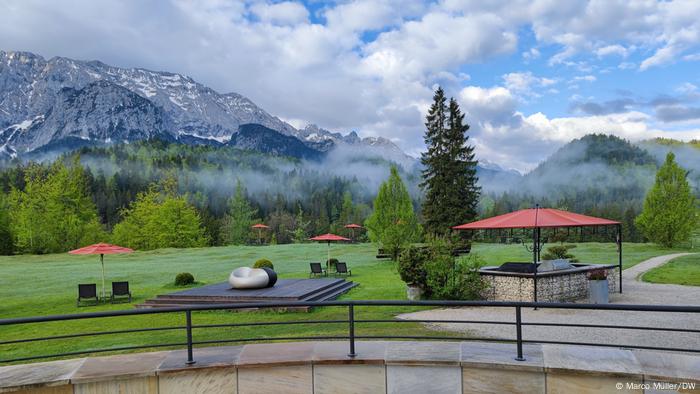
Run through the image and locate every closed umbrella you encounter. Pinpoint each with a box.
[309,233,351,269]
[69,243,134,301]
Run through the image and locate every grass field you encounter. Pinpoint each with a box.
[0,241,685,363]
[642,253,700,286]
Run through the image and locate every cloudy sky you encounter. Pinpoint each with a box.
[1,0,699,171]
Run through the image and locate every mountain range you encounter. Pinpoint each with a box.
[0,50,411,166]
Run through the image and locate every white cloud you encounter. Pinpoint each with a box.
[502,71,556,97]
[573,75,596,82]
[250,1,309,26]
[596,44,628,57]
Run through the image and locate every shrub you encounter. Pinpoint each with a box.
[397,246,429,289]
[175,272,195,286]
[426,254,488,300]
[541,244,578,262]
[326,258,339,270]
[253,259,274,269]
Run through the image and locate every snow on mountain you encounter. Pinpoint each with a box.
[0,50,416,166]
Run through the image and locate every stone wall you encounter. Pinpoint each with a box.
[1,341,697,394]
[481,266,618,302]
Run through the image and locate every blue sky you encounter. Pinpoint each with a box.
[1,0,699,171]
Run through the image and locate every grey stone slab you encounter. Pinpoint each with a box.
[238,365,312,394]
[542,344,643,377]
[237,342,314,367]
[313,365,386,394]
[460,342,544,372]
[158,367,237,394]
[312,341,387,364]
[546,372,643,394]
[71,352,169,383]
[462,367,545,394]
[73,376,158,394]
[0,358,85,392]
[386,341,461,365]
[158,346,243,373]
[386,365,462,394]
[631,350,700,382]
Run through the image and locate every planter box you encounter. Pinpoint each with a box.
[406,285,424,301]
[588,279,609,304]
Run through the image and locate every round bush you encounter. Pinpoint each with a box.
[175,272,195,286]
[253,259,274,269]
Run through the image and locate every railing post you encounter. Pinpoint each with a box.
[348,303,356,358]
[185,310,195,365]
[515,306,525,361]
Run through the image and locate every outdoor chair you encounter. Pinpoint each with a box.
[451,244,472,257]
[309,262,327,277]
[334,262,352,276]
[77,283,99,306]
[110,281,132,303]
[376,248,391,259]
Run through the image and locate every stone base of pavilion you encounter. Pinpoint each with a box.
[2,341,697,394]
[480,264,618,302]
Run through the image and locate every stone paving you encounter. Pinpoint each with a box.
[399,253,700,351]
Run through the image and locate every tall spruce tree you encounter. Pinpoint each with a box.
[636,152,697,247]
[420,87,480,235]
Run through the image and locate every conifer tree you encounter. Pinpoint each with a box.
[420,87,480,235]
[636,152,697,247]
[222,180,258,245]
[365,166,421,259]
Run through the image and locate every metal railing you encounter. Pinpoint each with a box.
[1,300,699,365]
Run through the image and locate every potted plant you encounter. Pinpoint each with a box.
[587,269,609,304]
[397,246,429,300]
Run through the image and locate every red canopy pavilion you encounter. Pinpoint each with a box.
[453,206,622,302]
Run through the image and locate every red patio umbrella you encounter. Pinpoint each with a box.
[344,224,363,241]
[251,223,270,245]
[309,233,351,267]
[69,243,134,300]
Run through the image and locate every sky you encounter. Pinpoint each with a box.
[1,0,699,172]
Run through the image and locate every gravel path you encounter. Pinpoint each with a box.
[399,253,700,351]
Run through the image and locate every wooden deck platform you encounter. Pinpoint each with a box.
[136,278,357,310]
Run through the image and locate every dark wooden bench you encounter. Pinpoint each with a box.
[451,244,472,257]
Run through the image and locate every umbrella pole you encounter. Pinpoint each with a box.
[100,253,105,302]
[327,241,331,269]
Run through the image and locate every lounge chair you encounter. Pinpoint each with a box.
[309,262,327,277]
[110,281,132,303]
[334,262,352,276]
[77,283,99,306]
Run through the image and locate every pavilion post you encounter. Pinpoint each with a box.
[100,253,105,301]
[617,224,623,294]
[532,227,538,304]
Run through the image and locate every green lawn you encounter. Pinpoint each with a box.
[642,253,700,286]
[0,242,683,363]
